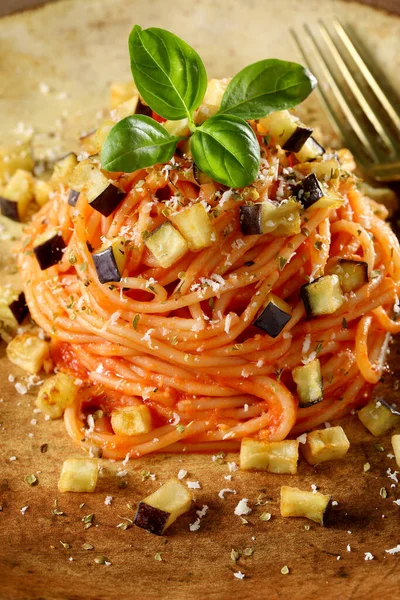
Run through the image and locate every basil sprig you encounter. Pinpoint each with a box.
[101,25,317,188]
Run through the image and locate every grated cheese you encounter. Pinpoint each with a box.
[177,469,187,480]
[234,498,251,516]
[218,488,237,499]
[186,481,201,489]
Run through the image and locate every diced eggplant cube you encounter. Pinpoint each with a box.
[145,222,188,269]
[301,274,344,318]
[134,478,192,535]
[329,259,368,293]
[293,173,324,208]
[261,199,301,236]
[295,137,325,163]
[240,438,299,474]
[89,184,125,217]
[51,153,78,186]
[58,457,98,493]
[292,358,323,407]
[7,332,49,375]
[36,372,79,418]
[9,292,28,324]
[111,405,152,436]
[33,232,66,270]
[240,204,262,235]
[253,293,291,337]
[280,486,332,525]
[92,237,128,284]
[301,426,350,465]
[134,502,170,536]
[68,189,80,207]
[282,126,313,153]
[358,399,400,436]
[0,197,20,222]
[170,202,214,251]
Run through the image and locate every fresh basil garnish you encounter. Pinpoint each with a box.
[129,25,207,125]
[190,114,260,188]
[100,115,182,172]
[101,25,317,188]
[218,59,317,120]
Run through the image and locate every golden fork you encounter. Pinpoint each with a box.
[291,19,400,182]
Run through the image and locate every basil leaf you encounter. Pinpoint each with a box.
[190,114,260,188]
[218,59,317,120]
[100,115,182,172]
[129,25,207,121]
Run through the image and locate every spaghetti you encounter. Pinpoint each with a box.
[18,129,400,459]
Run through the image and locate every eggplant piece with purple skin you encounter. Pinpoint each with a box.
[88,182,125,217]
[92,238,128,284]
[253,294,292,338]
[134,502,170,536]
[9,292,29,324]
[282,126,313,153]
[68,190,80,207]
[295,137,325,163]
[0,197,20,222]
[293,173,324,208]
[33,232,66,270]
[239,204,262,235]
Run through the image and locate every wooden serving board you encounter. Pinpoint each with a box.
[1,1,400,599]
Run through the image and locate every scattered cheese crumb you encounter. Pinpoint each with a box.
[20,506,29,515]
[9,456,17,462]
[116,470,128,477]
[311,484,318,494]
[189,518,201,532]
[296,433,307,444]
[347,544,351,552]
[332,500,338,506]
[177,469,187,480]
[234,498,251,516]
[385,545,400,555]
[228,462,239,472]
[364,552,374,561]
[219,488,237,499]
[186,481,201,489]
[104,496,113,506]
[234,571,245,580]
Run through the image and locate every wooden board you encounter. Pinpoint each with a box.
[1,1,400,599]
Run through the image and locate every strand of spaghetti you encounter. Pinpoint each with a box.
[372,305,400,333]
[355,315,383,383]
[330,220,375,273]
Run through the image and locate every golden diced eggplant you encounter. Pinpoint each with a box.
[110,81,138,109]
[261,199,301,236]
[0,287,28,336]
[240,199,301,237]
[134,478,193,535]
[145,222,188,268]
[259,110,312,153]
[0,143,34,184]
[170,203,214,251]
[301,275,344,318]
[50,153,78,187]
[295,158,340,182]
[328,259,368,293]
[292,359,324,408]
[58,457,98,493]
[163,118,190,137]
[111,404,152,436]
[280,486,332,525]
[7,332,49,375]
[92,237,128,284]
[240,438,299,474]
[195,78,230,124]
[69,160,124,217]
[392,434,400,468]
[358,400,400,436]
[294,137,325,163]
[80,121,114,156]
[33,179,52,207]
[301,426,350,465]
[111,95,140,122]
[0,169,34,221]
[35,372,79,418]
[253,293,292,337]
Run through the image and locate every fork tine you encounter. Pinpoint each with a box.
[296,24,380,163]
[318,20,397,155]
[333,19,400,133]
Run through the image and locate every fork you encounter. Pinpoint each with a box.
[291,19,400,181]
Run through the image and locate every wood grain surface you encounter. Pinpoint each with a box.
[1,1,400,599]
